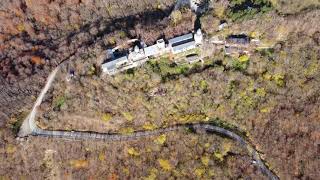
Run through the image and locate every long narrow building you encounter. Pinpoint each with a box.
[101,29,203,75]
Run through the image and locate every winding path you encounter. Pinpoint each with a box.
[18,66,279,180]
[18,67,60,137]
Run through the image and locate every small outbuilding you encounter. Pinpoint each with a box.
[226,34,250,46]
[186,54,200,64]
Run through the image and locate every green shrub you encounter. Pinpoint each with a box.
[225,80,238,99]
[87,65,97,76]
[108,37,116,45]
[232,59,248,71]
[273,74,285,87]
[257,48,275,61]
[101,113,112,122]
[147,58,190,78]
[54,96,66,109]
[256,87,266,97]
[122,112,134,121]
[119,31,126,39]
[199,80,208,92]
[170,10,182,26]
[227,0,273,21]
[11,121,22,134]
[10,111,28,134]
[238,54,250,63]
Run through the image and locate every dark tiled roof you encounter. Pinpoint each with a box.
[172,41,196,53]
[226,35,250,45]
[168,33,193,46]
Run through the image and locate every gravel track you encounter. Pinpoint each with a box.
[31,123,279,180]
[19,65,279,180]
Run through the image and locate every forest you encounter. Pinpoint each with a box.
[0,0,320,179]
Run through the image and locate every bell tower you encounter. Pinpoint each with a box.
[194,29,203,45]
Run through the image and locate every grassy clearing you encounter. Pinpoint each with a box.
[227,0,273,22]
